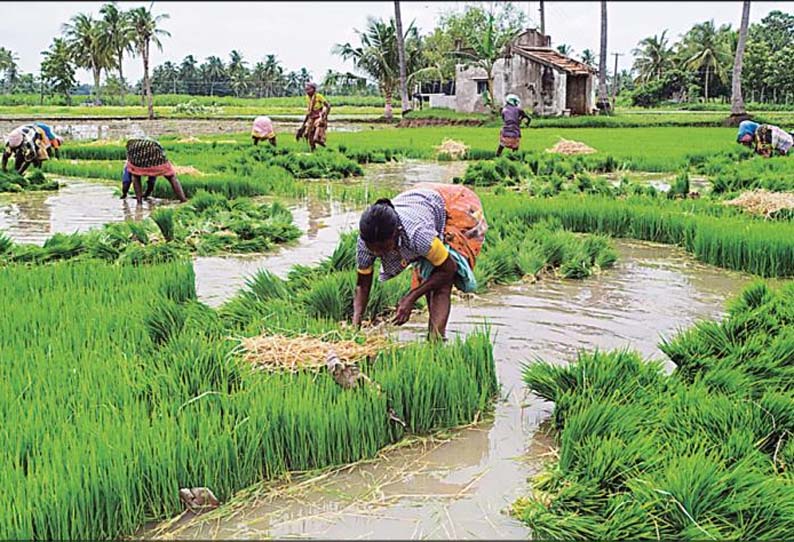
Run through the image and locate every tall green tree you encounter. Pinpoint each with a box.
[99,2,135,104]
[333,16,424,119]
[129,5,170,119]
[556,44,574,56]
[62,13,113,102]
[41,38,76,104]
[0,47,20,93]
[632,30,673,83]
[580,49,596,67]
[200,56,226,96]
[679,20,732,101]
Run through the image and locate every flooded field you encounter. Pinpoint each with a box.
[0,166,753,540]
[161,240,751,540]
[0,178,162,245]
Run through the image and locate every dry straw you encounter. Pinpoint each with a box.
[724,189,794,218]
[239,332,392,372]
[435,138,469,159]
[545,138,597,155]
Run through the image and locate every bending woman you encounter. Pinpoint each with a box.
[124,137,188,204]
[353,183,488,340]
[737,120,794,157]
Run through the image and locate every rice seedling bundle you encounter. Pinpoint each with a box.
[484,193,794,277]
[516,281,794,539]
[1,257,496,540]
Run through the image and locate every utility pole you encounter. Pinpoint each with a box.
[611,52,623,111]
[539,0,545,35]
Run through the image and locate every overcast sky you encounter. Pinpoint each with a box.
[2,2,791,85]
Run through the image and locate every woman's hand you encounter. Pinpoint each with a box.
[393,295,415,326]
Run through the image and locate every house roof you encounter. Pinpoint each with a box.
[510,46,596,76]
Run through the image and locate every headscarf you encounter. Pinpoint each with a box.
[251,116,275,138]
[5,128,24,149]
[737,120,759,142]
[505,94,521,107]
[305,81,318,91]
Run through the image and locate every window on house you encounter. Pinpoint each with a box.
[476,80,489,94]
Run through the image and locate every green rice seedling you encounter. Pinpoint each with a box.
[516,282,794,538]
[242,269,291,302]
[126,220,151,245]
[151,208,176,241]
[0,257,496,540]
[145,298,188,346]
[0,234,13,255]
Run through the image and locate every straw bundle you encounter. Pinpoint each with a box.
[239,333,391,372]
[545,138,596,155]
[724,189,794,218]
[172,165,206,176]
[435,138,469,159]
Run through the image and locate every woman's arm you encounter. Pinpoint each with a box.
[352,271,373,327]
[393,255,457,325]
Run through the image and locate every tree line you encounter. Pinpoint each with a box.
[0,1,788,118]
[629,9,793,107]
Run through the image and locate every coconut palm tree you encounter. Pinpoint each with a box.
[201,56,226,96]
[41,38,77,104]
[394,0,411,115]
[99,2,135,104]
[129,5,170,119]
[556,44,574,56]
[680,20,732,102]
[580,49,597,67]
[333,16,425,119]
[597,0,609,111]
[448,11,520,114]
[0,47,19,93]
[730,1,752,119]
[62,13,113,102]
[632,30,673,83]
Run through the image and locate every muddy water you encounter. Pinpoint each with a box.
[362,160,468,190]
[193,161,467,306]
[167,239,751,540]
[194,197,360,307]
[0,179,161,245]
[0,119,362,142]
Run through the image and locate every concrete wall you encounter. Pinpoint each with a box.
[428,94,456,109]
[456,56,569,115]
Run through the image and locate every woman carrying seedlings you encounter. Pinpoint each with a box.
[353,183,488,340]
[123,137,188,204]
[251,115,277,147]
[737,120,794,157]
[296,82,331,152]
[496,94,531,157]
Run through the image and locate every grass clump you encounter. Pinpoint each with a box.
[0,170,59,192]
[515,281,794,539]
[0,256,496,540]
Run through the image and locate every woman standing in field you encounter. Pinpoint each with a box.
[296,82,331,152]
[352,183,488,340]
[123,137,188,204]
[737,120,794,157]
[251,116,277,146]
[496,94,531,157]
